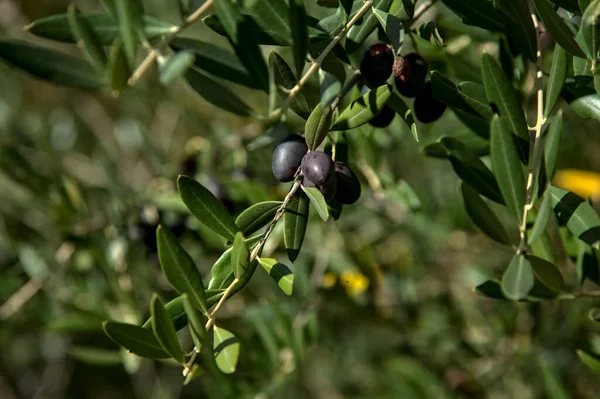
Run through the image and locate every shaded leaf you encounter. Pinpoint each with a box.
[151,294,185,364]
[442,137,505,204]
[545,45,568,119]
[493,0,537,61]
[528,255,564,297]
[549,186,600,248]
[372,9,405,53]
[156,226,208,314]
[319,70,342,108]
[345,0,393,54]
[284,191,309,262]
[475,279,508,300]
[301,186,330,221]
[181,294,205,352]
[183,364,205,385]
[171,38,262,90]
[159,51,195,85]
[529,191,553,245]
[331,85,392,130]
[115,0,141,68]
[68,5,107,71]
[269,52,312,119]
[184,66,255,117]
[461,182,512,245]
[577,244,600,285]
[580,0,600,59]
[481,53,529,140]
[103,321,169,359]
[178,175,240,241]
[490,115,526,222]
[26,12,176,44]
[203,14,285,46]
[577,349,600,375]
[207,235,262,290]
[290,0,308,78]
[235,201,281,236]
[441,0,504,31]
[248,0,292,47]
[0,40,106,89]
[305,103,334,150]
[213,326,240,374]
[387,92,418,141]
[501,254,535,300]
[545,111,563,181]
[107,40,130,92]
[258,257,294,295]
[232,232,250,279]
[534,0,586,58]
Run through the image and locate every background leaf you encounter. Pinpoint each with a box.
[461,182,512,245]
[545,45,568,119]
[159,51,195,85]
[68,5,108,71]
[0,40,106,89]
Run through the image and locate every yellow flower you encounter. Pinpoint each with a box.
[320,272,337,289]
[554,169,600,199]
[339,271,369,297]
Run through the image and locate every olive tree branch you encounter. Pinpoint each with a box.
[268,0,375,120]
[128,0,214,86]
[518,1,546,252]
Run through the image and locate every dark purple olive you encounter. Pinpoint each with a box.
[301,151,335,185]
[303,174,337,204]
[368,105,395,128]
[333,162,361,205]
[272,134,308,182]
[394,53,428,98]
[414,82,446,123]
[360,44,394,86]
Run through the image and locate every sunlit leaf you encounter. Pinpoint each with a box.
[213,326,240,374]
[331,85,392,130]
[305,102,334,150]
[529,191,553,245]
[549,186,600,248]
[501,254,535,300]
[235,201,282,236]
[231,232,250,279]
[580,0,600,59]
[301,186,329,221]
[207,235,262,290]
[258,257,294,295]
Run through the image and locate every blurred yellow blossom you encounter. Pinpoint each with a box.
[554,169,600,199]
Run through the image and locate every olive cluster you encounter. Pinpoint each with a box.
[359,44,446,125]
[272,134,361,205]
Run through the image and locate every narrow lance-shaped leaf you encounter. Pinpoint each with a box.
[545,45,568,119]
[107,40,130,92]
[290,0,307,78]
[213,326,240,374]
[461,183,512,245]
[490,115,526,222]
[580,0,600,59]
[301,186,330,221]
[184,66,256,117]
[481,53,529,140]
[442,137,505,204]
[181,294,205,352]
[235,201,282,236]
[248,0,292,46]
[207,235,262,290]
[284,191,310,262]
[213,0,269,91]
[151,294,185,364]
[268,52,312,119]
[545,111,563,181]
[345,0,393,54]
[159,51,195,85]
[156,225,208,314]
[529,191,553,245]
[231,232,250,279]
[171,38,262,90]
[577,350,600,375]
[178,175,240,241]
[549,185,600,248]
[331,85,392,130]
[372,9,405,53]
[103,321,170,359]
[458,82,493,120]
[305,103,334,150]
[320,69,341,108]
[493,0,537,61]
[440,0,505,31]
[387,92,418,141]
[115,0,141,68]
[68,4,107,71]
[25,12,176,44]
[501,254,535,300]
[203,14,286,46]
[534,0,586,58]
[258,257,294,295]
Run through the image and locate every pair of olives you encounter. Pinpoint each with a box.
[272,134,361,205]
[359,44,447,124]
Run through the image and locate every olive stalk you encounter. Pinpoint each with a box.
[518,0,546,252]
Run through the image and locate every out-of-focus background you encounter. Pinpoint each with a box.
[2,1,600,398]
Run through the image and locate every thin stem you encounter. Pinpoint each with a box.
[268,1,375,120]
[250,179,303,260]
[128,0,214,86]
[518,2,546,252]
